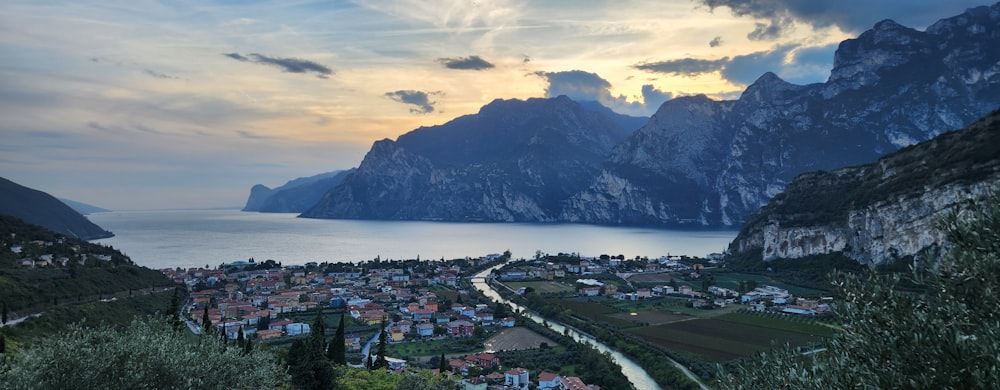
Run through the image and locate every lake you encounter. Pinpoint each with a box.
[90,209,737,269]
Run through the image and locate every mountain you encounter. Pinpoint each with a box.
[0,177,113,240]
[59,198,111,215]
[243,169,355,213]
[302,96,633,221]
[302,4,1000,226]
[576,100,649,131]
[563,3,1000,226]
[728,108,1000,266]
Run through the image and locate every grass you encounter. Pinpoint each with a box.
[505,281,575,295]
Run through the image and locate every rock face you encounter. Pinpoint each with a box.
[728,109,1000,266]
[243,169,355,213]
[301,96,634,221]
[567,3,1000,226]
[0,177,113,240]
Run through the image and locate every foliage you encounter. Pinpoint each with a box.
[720,193,1000,389]
[328,314,347,365]
[336,368,398,390]
[0,316,285,390]
[1,291,173,342]
[0,216,172,314]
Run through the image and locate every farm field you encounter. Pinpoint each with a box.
[483,327,556,352]
[628,311,832,361]
[545,298,636,329]
[627,273,676,284]
[505,280,575,295]
[707,271,827,296]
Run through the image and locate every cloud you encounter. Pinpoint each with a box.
[709,36,723,47]
[747,16,794,41]
[143,69,178,80]
[633,58,730,77]
[223,52,333,78]
[533,70,671,116]
[635,43,836,86]
[385,90,441,114]
[698,0,987,35]
[439,55,495,70]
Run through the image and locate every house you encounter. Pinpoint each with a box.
[505,368,529,390]
[447,320,474,337]
[286,322,311,336]
[412,308,435,321]
[461,377,487,390]
[256,329,282,340]
[449,359,470,375]
[537,372,561,389]
[578,286,600,297]
[500,317,516,327]
[466,352,500,368]
[390,326,405,342]
[559,376,591,390]
[415,323,435,337]
[474,312,494,325]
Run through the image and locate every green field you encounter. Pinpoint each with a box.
[506,280,575,295]
[628,311,832,361]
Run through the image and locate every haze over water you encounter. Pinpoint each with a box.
[91,209,737,270]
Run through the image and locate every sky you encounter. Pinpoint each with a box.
[0,0,989,210]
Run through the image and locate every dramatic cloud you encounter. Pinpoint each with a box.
[747,16,794,41]
[223,52,332,78]
[385,90,441,114]
[699,0,987,35]
[439,56,495,70]
[709,36,724,47]
[534,70,671,116]
[633,58,730,77]
[636,43,836,86]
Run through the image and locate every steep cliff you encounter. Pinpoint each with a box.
[569,3,1000,226]
[243,169,355,213]
[301,96,633,221]
[728,109,1000,266]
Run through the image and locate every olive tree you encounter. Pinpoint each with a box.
[721,194,1000,389]
[0,316,286,389]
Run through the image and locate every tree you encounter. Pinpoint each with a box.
[438,352,447,373]
[0,317,284,389]
[328,314,347,365]
[200,305,211,335]
[256,315,270,331]
[473,325,485,339]
[1,302,6,325]
[372,318,389,370]
[167,287,182,331]
[721,193,1000,389]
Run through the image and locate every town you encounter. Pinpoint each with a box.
[159,249,832,390]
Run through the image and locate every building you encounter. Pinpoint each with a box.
[538,372,561,389]
[447,320,475,337]
[461,377,487,390]
[504,368,529,390]
[560,376,590,390]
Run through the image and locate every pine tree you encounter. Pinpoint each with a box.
[0,333,6,355]
[2,302,7,325]
[372,317,389,370]
[236,326,245,349]
[438,352,447,373]
[328,314,346,365]
[168,287,182,331]
[200,305,211,335]
[242,335,252,356]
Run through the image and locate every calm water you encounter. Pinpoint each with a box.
[90,209,736,270]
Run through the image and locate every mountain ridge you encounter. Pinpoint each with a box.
[727,107,1000,266]
[0,177,113,240]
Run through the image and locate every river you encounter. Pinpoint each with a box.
[471,264,710,390]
